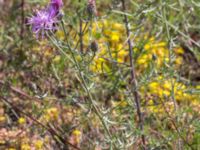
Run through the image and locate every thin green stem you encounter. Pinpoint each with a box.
[52,20,117,148]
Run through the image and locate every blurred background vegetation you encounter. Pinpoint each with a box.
[0,0,200,149]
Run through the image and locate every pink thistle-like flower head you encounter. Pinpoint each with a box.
[28,9,58,38]
[28,0,63,38]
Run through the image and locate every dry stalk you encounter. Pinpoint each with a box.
[121,0,146,149]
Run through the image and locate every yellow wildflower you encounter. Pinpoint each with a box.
[53,55,61,63]
[71,129,82,144]
[21,144,31,150]
[18,117,26,124]
[34,140,43,150]
[0,116,5,123]
[56,30,65,40]
[175,47,184,54]
[112,23,124,31]
[110,32,120,43]
[44,107,59,121]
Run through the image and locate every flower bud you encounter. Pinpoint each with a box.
[90,40,98,53]
[87,0,97,18]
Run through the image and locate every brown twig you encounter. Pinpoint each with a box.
[79,0,84,53]
[20,0,25,49]
[120,0,146,149]
[0,80,41,103]
[74,21,89,52]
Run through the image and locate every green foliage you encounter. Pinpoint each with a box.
[0,0,200,149]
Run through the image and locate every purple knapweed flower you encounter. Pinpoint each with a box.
[28,0,63,38]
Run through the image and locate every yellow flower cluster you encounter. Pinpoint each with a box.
[70,129,82,145]
[79,20,184,73]
[136,39,184,72]
[21,144,31,150]
[54,19,185,75]
[80,20,200,115]
[83,20,128,73]
[141,76,200,114]
[42,107,59,122]
[18,117,26,125]
[34,140,44,150]
[20,138,44,150]
[54,20,200,116]
[20,138,31,150]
